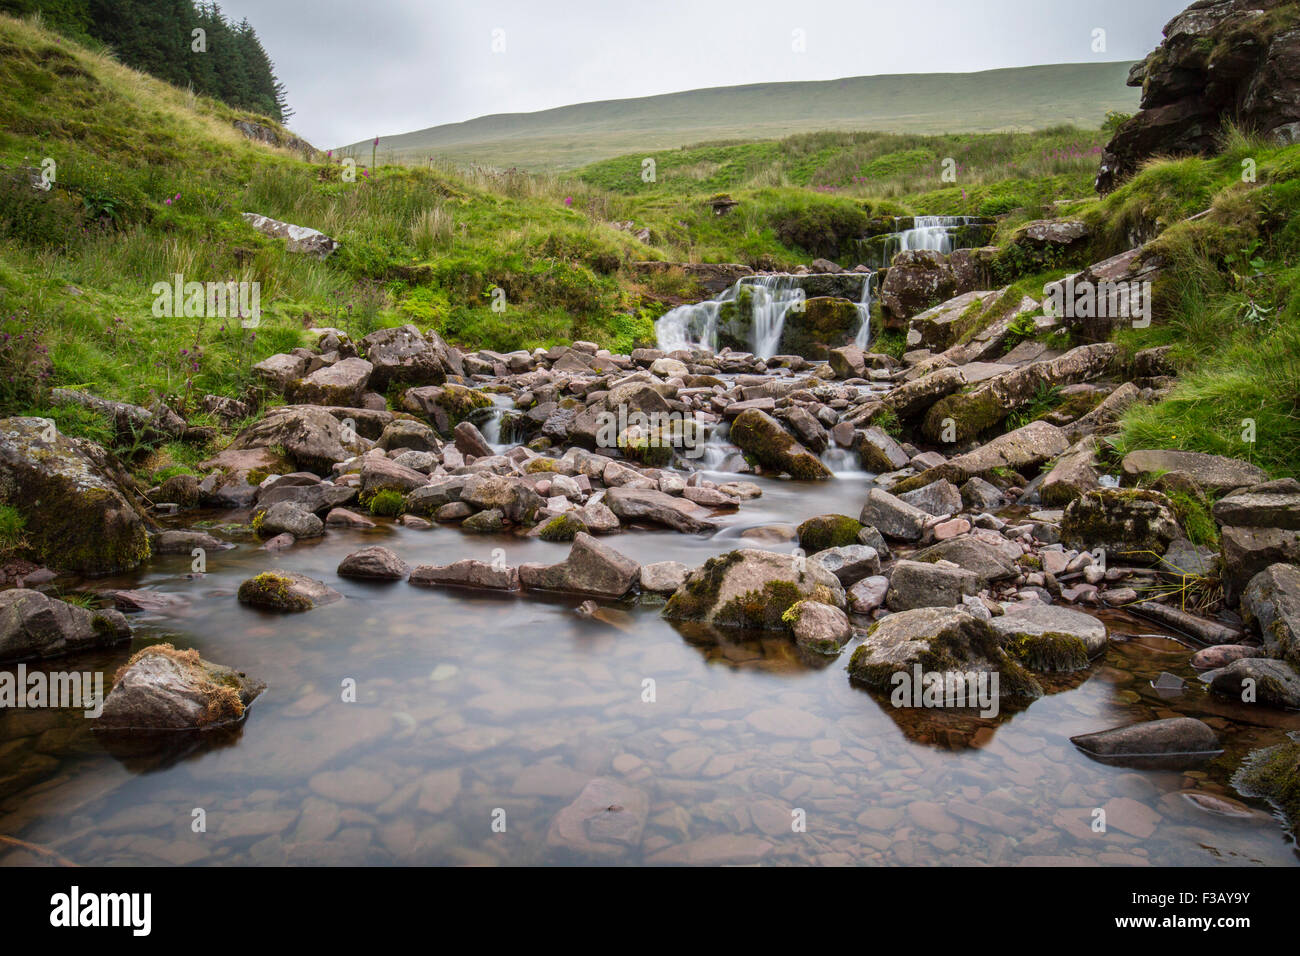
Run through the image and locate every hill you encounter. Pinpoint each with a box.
[340,62,1142,170]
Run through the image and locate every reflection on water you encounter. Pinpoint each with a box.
[1,470,1298,866]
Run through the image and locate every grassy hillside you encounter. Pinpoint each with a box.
[341,62,1142,171]
[1,10,1297,483]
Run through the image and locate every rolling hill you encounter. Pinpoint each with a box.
[341,61,1142,170]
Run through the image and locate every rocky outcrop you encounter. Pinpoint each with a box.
[0,417,151,574]
[242,212,338,258]
[1097,0,1300,193]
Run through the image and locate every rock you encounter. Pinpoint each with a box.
[361,324,459,390]
[883,366,965,420]
[337,546,410,581]
[859,488,929,541]
[253,352,310,390]
[1039,437,1101,506]
[829,344,866,379]
[1221,526,1300,604]
[237,571,342,611]
[1097,1,1300,193]
[261,533,296,551]
[228,406,366,474]
[242,212,338,257]
[1234,740,1300,837]
[519,533,640,598]
[898,479,962,517]
[1209,658,1300,709]
[0,589,131,663]
[453,420,494,458]
[0,417,150,574]
[460,473,544,525]
[728,409,831,480]
[325,508,376,528]
[604,486,717,534]
[378,419,440,454]
[907,290,999,350]
[796,514,864,553]
[895,421,1069,492]
[360,457,428,498]
[546,777,649,859]
[848,607,1042,701]
[1121,449,1267,495]
[785,600,853,654]
[1213,478,1300,529]
[462,508,505,533]
[961,477,1005,511]
[886,559,979,611]
[1070,717,1221,763]
[1061,488,1181,559]
[1131,601,1244,645]
[96,643,266,731]
[810,545,880,587]
[533,513,588,542]
[151,530,234,554]
[662,548,845,630]
[640,561,690,595]
[848,575,890,614]
[256,500,324,539]
[1190,644,1263,670]
[156,473,200,509]
[856,427,910,472]
[107,589,186,613]
[990,605,1108,671]
[410,560,519,591]
[880,250,957,324]
[287,357,372,406]
[1242,563,1300,668]
[922,345,1117,443]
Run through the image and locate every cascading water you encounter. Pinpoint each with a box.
[655,273,872,360]
[855,215,990,270]
[477,394,515,452]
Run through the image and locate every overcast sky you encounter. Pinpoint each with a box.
[213,0,1189,148]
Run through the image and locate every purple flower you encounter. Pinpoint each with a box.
[564,196,573,207]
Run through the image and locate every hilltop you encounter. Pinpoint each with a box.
[339,62,1142,170]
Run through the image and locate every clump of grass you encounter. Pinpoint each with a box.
[366,488,404,517]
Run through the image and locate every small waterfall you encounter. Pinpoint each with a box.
[853,272,874,350]
[690,421,739,472]
[855,215,990,270]
[820,445,864,476]
[655,273,869,360]
[899,215,964,255]
[478,394,514,452]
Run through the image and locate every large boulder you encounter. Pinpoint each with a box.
[1097,0,1300,193]
[1234,740,1300,836]
[360,324,460,390]
[894,421,1069,493]
[859,488,929,541]
[0,417,151,574]
[237,571,342,611]
[0,589,131,664]
[911,534,1020,587]
[1061,488,1181,559]
[228,406,368,474]
[1039,437,1102,506]
[663,549,845,630]
[97,643,266,732]
[886,559,979,610]
[461,474,544,525]
[410,559,519,591]
[287,357,373,407]
[729,409,832,480]
[242,212,338,257]
[922,344,1117,443]
[1121,449,1268,495]
[796,514,864,553]
[255,500,324,539]
[847,607,1042,702]
[337,546,410,581]
[1242,563,1300,668]
[519,533,640,598]
[1213,478,1300,529]
[880,250,957,325]
[1209,658,1300,710]
[1221,526,1300,604]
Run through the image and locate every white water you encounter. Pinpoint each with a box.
[478,394,514,452]
[820,444,864,476]
[858,215,984,270]
[656,273,873,359]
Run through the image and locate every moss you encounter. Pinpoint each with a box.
[523,457,558,473]
[781,600,806,627]
[796,514,863,553]
[1002,631,1090,672]
[237,572,311,611]
[113,643,248,728]
[1234,741,1300,837]
[367,488,404,517]
[538,513,587,542]
[922,390,1005,443]
[662,551,743,622]
[713,580,806,630]
[435,384,492,429]
[250,511,266,535]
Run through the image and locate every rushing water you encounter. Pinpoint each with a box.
[856,215,990,270]
[1,457,1297,866]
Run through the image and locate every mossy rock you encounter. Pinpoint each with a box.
[537,513,588,542]
[796,514,864,553]
[1234,741,1300,838]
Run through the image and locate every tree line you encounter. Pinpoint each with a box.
[2,0,290,121]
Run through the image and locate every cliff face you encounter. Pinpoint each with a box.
[1096,0,1300,193]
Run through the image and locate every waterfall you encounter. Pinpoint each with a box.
[855,215,988,269]
[478,394,514,451]
[853,272,874,350]
[655,273,870,360]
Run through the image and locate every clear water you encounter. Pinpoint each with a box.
[2,464,1297,866]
